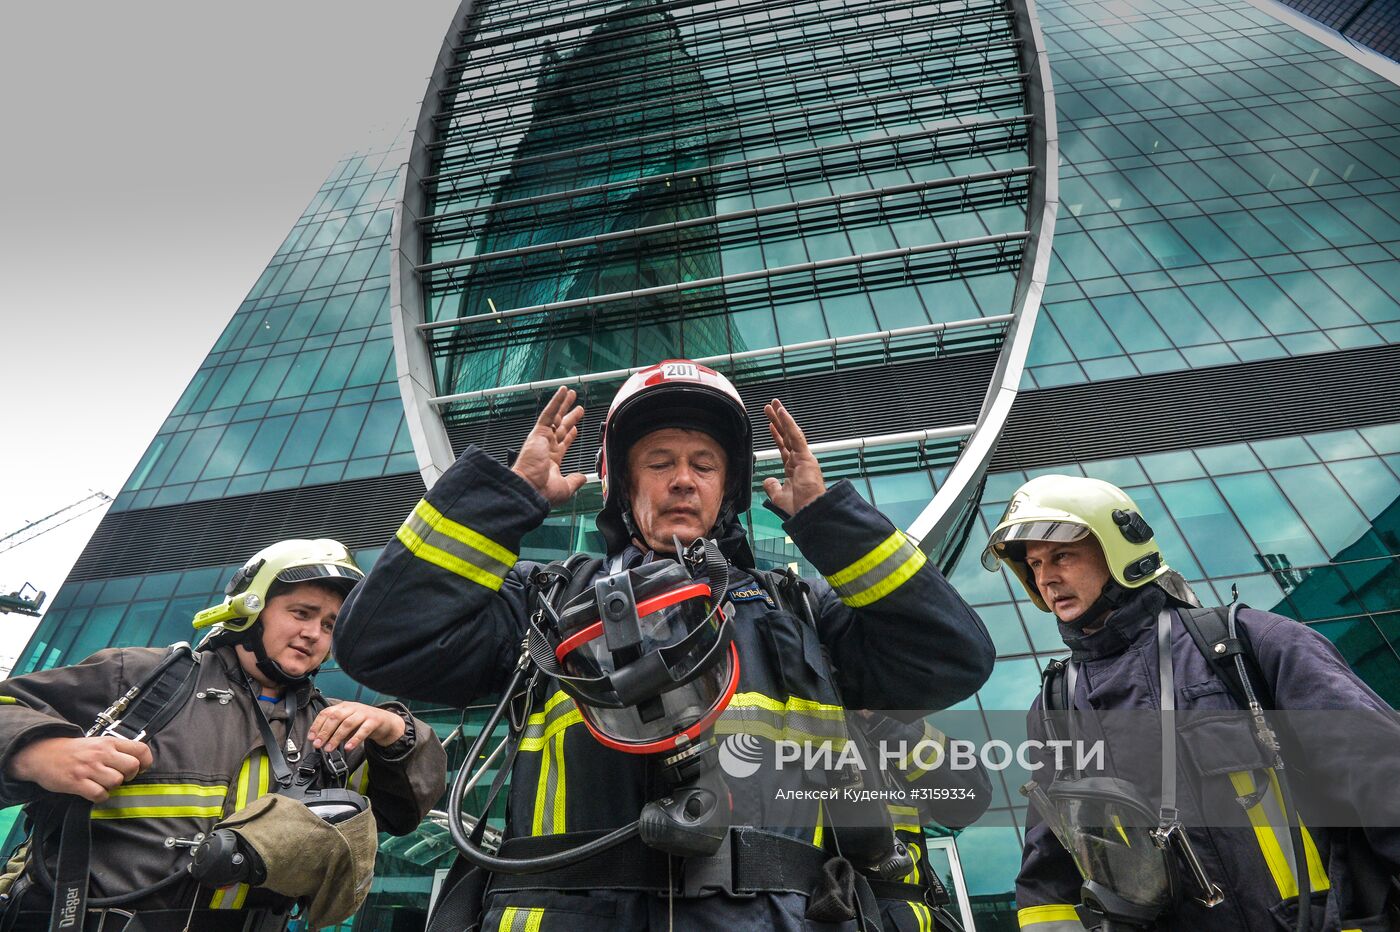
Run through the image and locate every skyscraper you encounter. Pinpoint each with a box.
[8,0,1399,928]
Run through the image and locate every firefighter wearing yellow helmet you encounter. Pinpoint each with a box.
[0,538,446,931]
[982,474,1197,624]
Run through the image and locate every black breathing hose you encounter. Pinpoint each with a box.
[1227,602,1308,932]
[446,647,639,874]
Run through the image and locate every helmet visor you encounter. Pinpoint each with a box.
[275,562,364,592]
[981,520,1090,571]
[556,583,736,753]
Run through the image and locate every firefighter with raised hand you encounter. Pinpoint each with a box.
[986,475,1400,932]
[336,361,994,930]
[0,539,446,932]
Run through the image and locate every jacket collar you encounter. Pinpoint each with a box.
[1059,585,1167,662]
[211,644,317,709]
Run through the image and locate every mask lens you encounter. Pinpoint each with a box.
[557,578,734,751]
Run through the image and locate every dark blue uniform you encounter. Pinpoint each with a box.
[336,447,994,930]
[1016,586,1400,932]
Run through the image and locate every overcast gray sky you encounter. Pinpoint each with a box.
[0,1,457,662]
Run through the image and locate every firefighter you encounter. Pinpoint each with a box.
[336,361,995,930]
[0,538,447,932]
[984,475,1400,932]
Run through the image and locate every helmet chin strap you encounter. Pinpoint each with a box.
[240,620,316,689]
[1069,578,1136,629]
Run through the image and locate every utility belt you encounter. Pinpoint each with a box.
[3,907,285,932]
[492,826,840,898]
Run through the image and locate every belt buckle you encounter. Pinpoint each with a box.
[680,836,753,899]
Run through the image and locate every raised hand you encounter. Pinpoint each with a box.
[511,386,588,506]
[761,399,827,516]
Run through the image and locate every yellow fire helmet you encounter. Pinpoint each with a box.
[981,475,1171,612]
[193,538,364,634]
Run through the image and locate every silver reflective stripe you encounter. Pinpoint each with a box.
[401,510,514,581]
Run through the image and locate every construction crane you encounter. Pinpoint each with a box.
[0,490,112,616]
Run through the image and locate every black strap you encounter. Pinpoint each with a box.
[244,678,295,790]
[1177,604,1275,711]
[102,650,201,742]
[424,858,487,932]
[39,646,204,932]
[46,803,90,932]
[866,875,952,906]
[489,827,830,897]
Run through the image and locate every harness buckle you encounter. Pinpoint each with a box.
[679,834,753,899]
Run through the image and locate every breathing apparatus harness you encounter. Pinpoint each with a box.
[446,535,738,876]
[1028,597,1311,932]
[3,643,366,932]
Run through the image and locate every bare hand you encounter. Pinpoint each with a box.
[511,386,588,506]
[762,399,827,515]
[7,735,153,802]
[309,702,406,753]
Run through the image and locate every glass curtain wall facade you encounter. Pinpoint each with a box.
[6,0,1399,928]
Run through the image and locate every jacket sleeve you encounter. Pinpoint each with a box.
[862,713,991,829]
[1016,697,1089,930]
[780,479,994,712]
[349,701,447,836]
[334,446,550,707]
[1245,609,1400,870]
[0,648,153,807]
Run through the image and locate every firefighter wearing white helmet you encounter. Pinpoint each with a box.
[0,538,446,931]
[337,359,995,931]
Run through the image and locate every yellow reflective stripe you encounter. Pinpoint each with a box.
[230,885,249,909]
[92,781,230,819]
[1228,770,1330,898]
[499,906,546,932]
[913,902,933,932]
[716,693,850,746]
[901,722,948,783]
[0,696,17,704]
[888,804,922,835]
[1019,904,1083,928]
[91,805,224,820]
[812,805,824,849]
[518,708,583,752]
[351,762,371,795]
[397,523,508,592]
[825,531,927,607]
[828,531,908,587]
[210,883,251,909]
[397,499,516,591]
[532,726,554,836]
[107,783,227,798]
[413,498,516,567]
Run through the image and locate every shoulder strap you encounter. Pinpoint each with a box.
[37,645,205,932]
[92,643,203,742]
[1038,659,1072,754]
[557,554,604,610]
[1176,605,1275,710]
